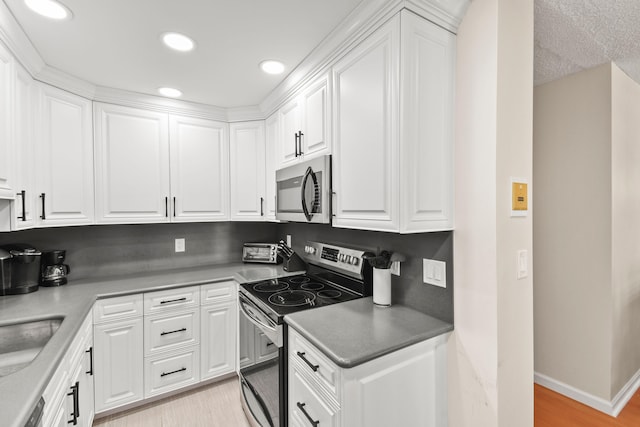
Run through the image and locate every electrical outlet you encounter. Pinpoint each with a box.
[286,235,292,247]
[175,238,185,253]
[390,261,400,276]
[423,259,446,288]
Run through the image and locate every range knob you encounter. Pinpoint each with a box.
[308,246,316,255]
[351,257,360,266]
[345,255,352,264]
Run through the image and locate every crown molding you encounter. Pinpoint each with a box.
[0,0,469,122]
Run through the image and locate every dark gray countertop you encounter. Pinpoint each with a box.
[0,263,296,427]
[285,297,453,368]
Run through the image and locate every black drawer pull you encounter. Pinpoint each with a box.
[161,367,186,377]
[297,402,319,426]
[17,190,26,221]
[160,297,187,305]
[296,351,319,372]
[160,327,187,336]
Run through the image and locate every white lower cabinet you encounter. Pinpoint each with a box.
[93,294,144,413]
[93,282,237,415]
[288,328,449,427]
[42,312,94,427]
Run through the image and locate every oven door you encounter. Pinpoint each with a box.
[239,292,285,427]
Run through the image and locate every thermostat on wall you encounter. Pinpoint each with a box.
[511,177,528,217]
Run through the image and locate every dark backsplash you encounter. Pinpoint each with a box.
[276,223,453,323]
[0,222,453,323]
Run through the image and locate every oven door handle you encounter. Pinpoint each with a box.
[239,293,283,347]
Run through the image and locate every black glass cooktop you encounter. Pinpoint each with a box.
[240,274,361,317]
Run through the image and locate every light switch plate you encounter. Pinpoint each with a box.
[423,259,446,288]
[517,250,528,279]
[175,238,185,253]
[286,235,292,247]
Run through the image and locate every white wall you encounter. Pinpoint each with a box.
[611,64,640,398]
[533,64,613,400]
[450,0,533,425]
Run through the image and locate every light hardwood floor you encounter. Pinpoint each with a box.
[92,377,251,427]
[535,383,640,426]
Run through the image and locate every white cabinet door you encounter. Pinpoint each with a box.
[264,113,279,220]
[399,12,455,232]
[301,75,330,159]
[80,337,95,427]
[38,84,94,226]
[0,42,13,199]
[279,98,301,166]
[169,115,229,222]
[11,64,36,229]
[94,103,170,223]
[94,317,144,413]
[332,18,400,232]
[200,301,236,380]
[229,121,266,221]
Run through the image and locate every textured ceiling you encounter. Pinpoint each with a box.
[535,0,640,86]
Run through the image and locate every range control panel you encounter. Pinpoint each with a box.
[303,241,365,279]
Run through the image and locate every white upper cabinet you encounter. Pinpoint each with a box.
[332,11,454,233]
[11,64,36,230]
[229,121,266,221]
[94,103,170,223]
[277,74,330,168]
[38,84,94,226]
[0,42,14,199]
[332,17,400,232]
[264,113,279,220]
[169,115,229,222]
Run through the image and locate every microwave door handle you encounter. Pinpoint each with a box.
[301,166,319,222]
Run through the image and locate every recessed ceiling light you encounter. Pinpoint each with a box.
[162,32,195,52]
[260,60,285,75]
[158,87,182,98]
[25,0,72,20]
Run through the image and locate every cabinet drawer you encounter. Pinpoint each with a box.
[200,281,236,305]
[290,370,339,427]
[144,309,200,355]
[144,286,199,314]
[94,294,143,323]
[144,347,200,398]
[289,329,340,401]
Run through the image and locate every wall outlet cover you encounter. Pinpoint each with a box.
[286,235,292,247]
[423,259,446,288]
[175,238,185,253]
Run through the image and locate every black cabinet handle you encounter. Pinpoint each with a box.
[298,131,304,156]
[16,190,26,221]
[160,327,187,336]
[160,297,187,305]
[40,193,46,220]
[296,351,319,372]
[165,197,168,217]
[260,197,264,216]
[294,132,299,157]
[297,402,320,426]
[86,346,93,375]
[161,367,186,377]
[67,381,79,425]
[173,196,176,217]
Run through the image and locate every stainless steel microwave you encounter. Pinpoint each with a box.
[275,155,331,223]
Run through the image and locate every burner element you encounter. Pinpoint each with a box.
[317,289,342,299]
[253,279,289,293]
[288,276,311,284]
[268,290,316,307]
[300,282,324,291]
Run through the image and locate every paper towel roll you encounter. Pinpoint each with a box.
[373,267,391,306]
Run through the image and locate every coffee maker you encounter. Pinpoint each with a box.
[40,250,71,287]
[0,244,42,295]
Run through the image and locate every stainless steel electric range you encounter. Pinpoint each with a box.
[238,241,373,427]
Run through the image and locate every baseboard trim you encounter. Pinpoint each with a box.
[534,370,640,417]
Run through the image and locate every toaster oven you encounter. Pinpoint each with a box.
[242,243,281,264]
